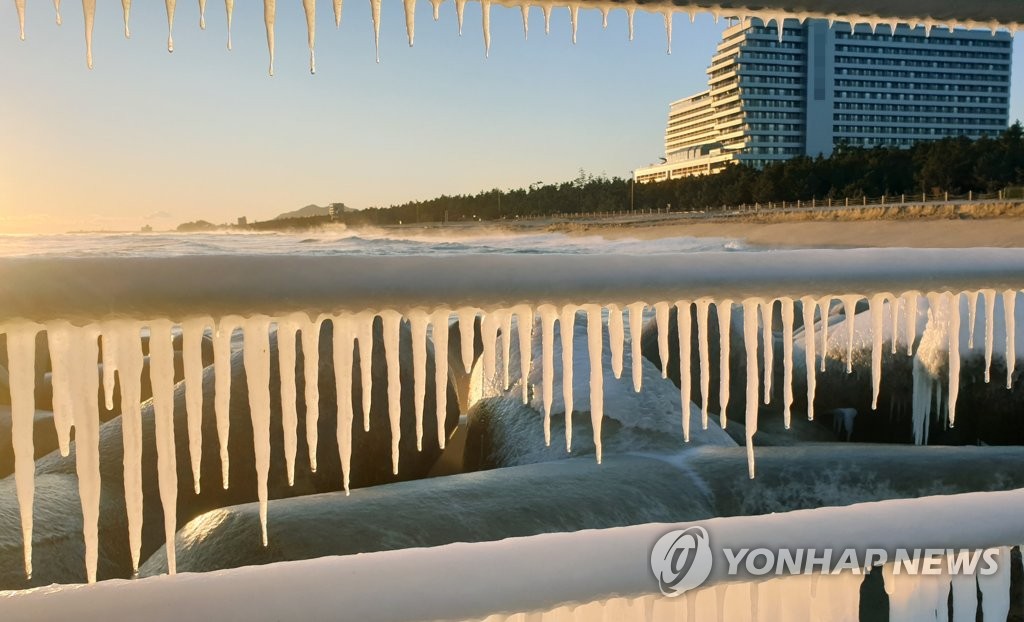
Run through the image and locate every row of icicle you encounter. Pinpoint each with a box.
[10,0,1020,74]
[0,289,1020,584]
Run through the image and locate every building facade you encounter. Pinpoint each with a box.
[635,19,1012,183]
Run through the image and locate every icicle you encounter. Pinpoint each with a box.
[213,316,239,488]
[607,304,624,380]
[1003,290,1016,389]
[15,0,24,40]
[542,3,550,35]
[182,318,209,494]
[332,316,355,494]
[687,9,695,23]
[7,325,39,580]
[585,305,604,463]
[801,296,817,421]
[480,311,500,385]
[905,293,919,356]
[409,310,428,451]
[676,301,693,441]
[430,309,450,448]
[560,305,577,451]
[301,315,322,467]
[355,312,375,433]
[334,0,343,26]
[46,322,74,456]
[979,547,1012,621]
[198,0,206,29]
[108,322,144,574]
[569,4,578,45]
[662,10,672,54]
[967,290,979,349]
[456,307,476,373]
[627,302,645,392]
[149,320,179,573]
[626,7,634,41]
[369,0,382,59]
[520,4,529,39]
[696,299,711,429]
[166,0,176,53]
[122,0,131,38]
[277,316,301,487]
[818,297,831,372]
[742,300,760,479]
[430,0,440,21]
[224,0,233,49]
[655,301,670,379]
[303,0,316,73]
[514,305,532,404]
[381,310,402,474]
[869,295,884,410]
[539,304,557,445]
[100,329,116,413]
[481,0,491,56]
[600,7,607,29]
[242,317,272,547]
[83,0,95,69]
[760,300,774,404]
[54,0,62,25]
[455,0,465,35]
[68,326,102,583]
[841,295,859,374]
[890,294,901,355]
[501,311,513,390]
[717,300,733,428]
[263,0,275,76]
[403,0,415,46]
[781,298,794,428]
[948,292,961,427]
[983,289,996,382]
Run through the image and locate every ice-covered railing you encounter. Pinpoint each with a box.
[2,488,1023,621]
[1,248,1024,584]
[10,0,1024,72]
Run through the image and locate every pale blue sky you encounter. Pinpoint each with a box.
[0,2,1021,232]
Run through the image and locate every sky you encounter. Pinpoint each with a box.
[0,3,1022,234]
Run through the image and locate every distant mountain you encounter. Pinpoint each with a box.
[275,203,350,220]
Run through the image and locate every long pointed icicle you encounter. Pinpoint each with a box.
[742,301,760,479]
[539,304,557,445]
[967,290,980,349]
[334,0,342,26]
[654,301,670,379]
[455,0,466,34]
[1003,290,1016,389]
[841,295,859,374]
[514,305,532,404]
[224,0,233,49]
[409,310,429,452]
[46,322,74,456]
[73,326,102,583]
[663,10,672,54]
[560,305,577,452]
[182,318,209,494]
[166,0,176,52]
[520,4,529,39]
[122,0,131,38]
[54,0,62,25]
[905,293,920,356]
[381,310,403,474]
[869,295,885,410]
[278,316,301,487]
[627,7,635,40]
[818,297,831,372]
[303,0,316,73]
[890,294,902,355]
[264,0,276,76]
[801,296,817,421]
[198,0,206,28]
[149,320,179,573]
[7,325,39,580]
[356,312,375,433]
[333,316,355,494]
[717,300,733,428]
[430,0,441,20]
[627,302,645,392]
[480,312,500,385]
[15,0,25,40]
[371,0,382,61]
[481,0,491,57]
[676,301,693,441]
[456,307,475,373]
[585,305,604,463]
[948,292,961,427]
[542,3,551,34]
[501,311,513,391]
[607,304,624,379]
[403,0,415,46]
[83,0,96,69]
[569,4,578,44]
[983,289,996,382]
[242,317,272,547]
[781,298,794,428]
[431,309,450,448]
[100,329,116,414]
[696,299,711,429]
[213,316,239,488]
[760,300,774,404]
[301,316,322,466]
[109,323,144,574]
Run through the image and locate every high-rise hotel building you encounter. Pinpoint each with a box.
[635,19,1012,182]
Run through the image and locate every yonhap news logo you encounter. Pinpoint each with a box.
[650,524,1005,598]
